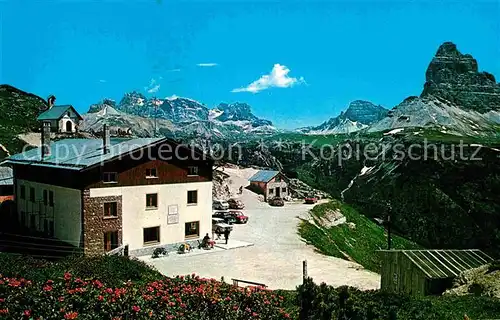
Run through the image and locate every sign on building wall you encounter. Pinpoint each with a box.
[167,205,179,224]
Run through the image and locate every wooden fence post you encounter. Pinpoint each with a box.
[302,260,308,283]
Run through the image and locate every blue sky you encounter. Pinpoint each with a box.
[1,0,499,129]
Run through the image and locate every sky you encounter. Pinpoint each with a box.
[1,0,499,129]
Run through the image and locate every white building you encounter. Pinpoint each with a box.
[2,125,214,256]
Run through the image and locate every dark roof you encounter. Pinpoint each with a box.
[0,167,13,185]
[380,249,493,279]
[249,170,280,183]
[37,105,83,121]
[2,137,169,171]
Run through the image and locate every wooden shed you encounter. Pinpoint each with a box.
[379,249,493,296]
[248,170,288,201]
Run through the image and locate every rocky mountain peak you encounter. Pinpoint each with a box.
[213,102,273,126]
[299,100,386,134]
[421,42,500,113]
[88,98,116,113]
[435,42,462,57]
[341,100,388,125]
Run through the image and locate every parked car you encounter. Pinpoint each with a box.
[229,210,248,224]
[213,199,229,210]
[212,218,233,234]
[304,196,318,204]
[213,211,237,225]
[228,198,245,209]
[269,197,285,207]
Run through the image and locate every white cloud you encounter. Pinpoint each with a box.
[167,68,181,72]
[232,64,305,93]
[196,63,218,67]
[145,78,161,94]
[99,79,107,83]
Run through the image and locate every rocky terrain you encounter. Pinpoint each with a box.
[444,262,500,298]
[367,95,500,136]
[299,100,388,134]
[83,93,277,139]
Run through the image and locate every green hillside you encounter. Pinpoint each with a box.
[0,84,46,157]
[299,200,421,272]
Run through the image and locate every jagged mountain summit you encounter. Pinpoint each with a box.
[368,42,500,136]
[82,93,276,139]
[421,42,500,113]
[299,100,388,134]
[116,92,210,123]
[82,99,176,137]
[300,42,500,137]
[211,102,272,126]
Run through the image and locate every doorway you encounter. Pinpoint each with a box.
[104,231,119,252]
[275,187,281,197]
[65,121,73,132]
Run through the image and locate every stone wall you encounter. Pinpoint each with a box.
[82,189,123,255]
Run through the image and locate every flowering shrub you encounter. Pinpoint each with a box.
[0,273,294,319]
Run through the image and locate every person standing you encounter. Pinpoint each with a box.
[223,228,230,244]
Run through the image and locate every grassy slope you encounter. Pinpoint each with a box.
[299,200,421,272]
[0,84,46,156]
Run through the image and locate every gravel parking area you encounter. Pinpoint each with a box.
[147,170,380,290]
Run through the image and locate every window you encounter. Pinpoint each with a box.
[269,188,274,194]
[20,185,26,200]
[146,168,158,178]
[49,191,54,207]
[282,187,287,193]
[187,190,198,205]
[104,202,118,218]
[103,172,117,183]
[104,231,119,252]
[188,166,199,176]
[185,221,199,239]
[143,227,160,244]
[30,215,36,229]
[146,193,158,209]
[29,187,35,202]
[43,190,48,205]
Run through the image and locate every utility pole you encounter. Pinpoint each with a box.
[387,201,392,250]
[302,260,308,283]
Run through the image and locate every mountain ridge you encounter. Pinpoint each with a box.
[84,93,277,139]
[298,100,388,134]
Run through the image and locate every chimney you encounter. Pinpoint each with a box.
[47,95,56,109]
[103,124,110,154]
[41,121,51,160]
